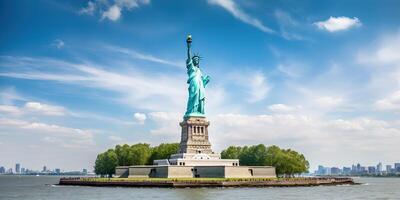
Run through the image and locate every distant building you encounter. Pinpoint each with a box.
[15,163,20,174]
[357,163,361,173]
[386,165,392,173]
[343,167,351,175]
[82,169,88,174]
[317,165,325,175]
[360,166,367,174]
[368,166,376,174]
[377,162,382,173]
[55,168,61,174]
[0,166,5,174]
[395,163,400,173]
[351,164,357,173]
[42,166,47,172]
[21,168,25,174]
[325,167,331,175]
[6,168,13,174]
[331,167,341,175]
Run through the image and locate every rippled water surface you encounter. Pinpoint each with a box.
[0,176,399,200]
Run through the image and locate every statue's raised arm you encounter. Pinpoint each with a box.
[186,35,192,62]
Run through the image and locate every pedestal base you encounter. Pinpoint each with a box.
[154,153,239,167]
[115,165,276,179]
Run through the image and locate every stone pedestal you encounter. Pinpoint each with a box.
[179,116,212,154]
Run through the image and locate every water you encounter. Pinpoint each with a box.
[0,176,399,200]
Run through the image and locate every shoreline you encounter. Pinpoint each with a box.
[58,177,356,188]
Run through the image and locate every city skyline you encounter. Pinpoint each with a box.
[314,162,400,175]
[0,162,89,175]
[1,0,400,171]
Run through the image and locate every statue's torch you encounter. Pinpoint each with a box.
[186,34,192,49]
[186,34,192,44]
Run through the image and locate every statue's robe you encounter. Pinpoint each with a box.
[185,58,209,116]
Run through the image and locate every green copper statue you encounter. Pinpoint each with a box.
[184,35,210,118]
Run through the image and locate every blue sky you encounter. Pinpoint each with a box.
[1,0,400,171]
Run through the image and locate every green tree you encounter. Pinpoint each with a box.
[115,144,133,166]
[94,152,105,176]
[148,143,179,164]
[94,149,118,177]
[130,143,151,165]
[221,146,242,159]
[283,149,309,176]
[95,142,180,174]
[239,144,268,166]
[220,144,309,177]
[264,145,286,175]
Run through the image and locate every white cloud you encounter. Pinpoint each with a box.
[274,9,297,27]
[148,112,181,136]
[274,9,305,41]
[248,71,270,102]
[115,0,150,9]
[0,105,22,115]
[105,45,183,68]
[79,1,96,15]
[0,56,186,111]
[227,70,270,103]
[277,62,307,78]
[0,87,25,104]
[133,112,147,124]
[268,104,295,113]
[24,102,66,116]
[207,0,274,34]
[109,135,123,142]
[0,100,134,131]
[356,31,400,113]
[0,118,98,170]
[375,45,400,65]
[101,5,121,21]
[212,114,314,142]
[205,85,233,115]
[0,118,95,148]
[0,86,134,125]
[80,0,150,21]
[315,96,343,108]
[376,90,400,111]
[51,39,65,49]
[314,16,361,32]
[69,110,134,126]
[357,31,400,65]
[0,102,66,116]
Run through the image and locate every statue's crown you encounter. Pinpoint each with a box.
[192,53,202,59]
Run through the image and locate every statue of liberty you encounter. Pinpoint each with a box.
[184,35,210,118]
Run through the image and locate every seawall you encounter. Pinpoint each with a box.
[59,177,356,188]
